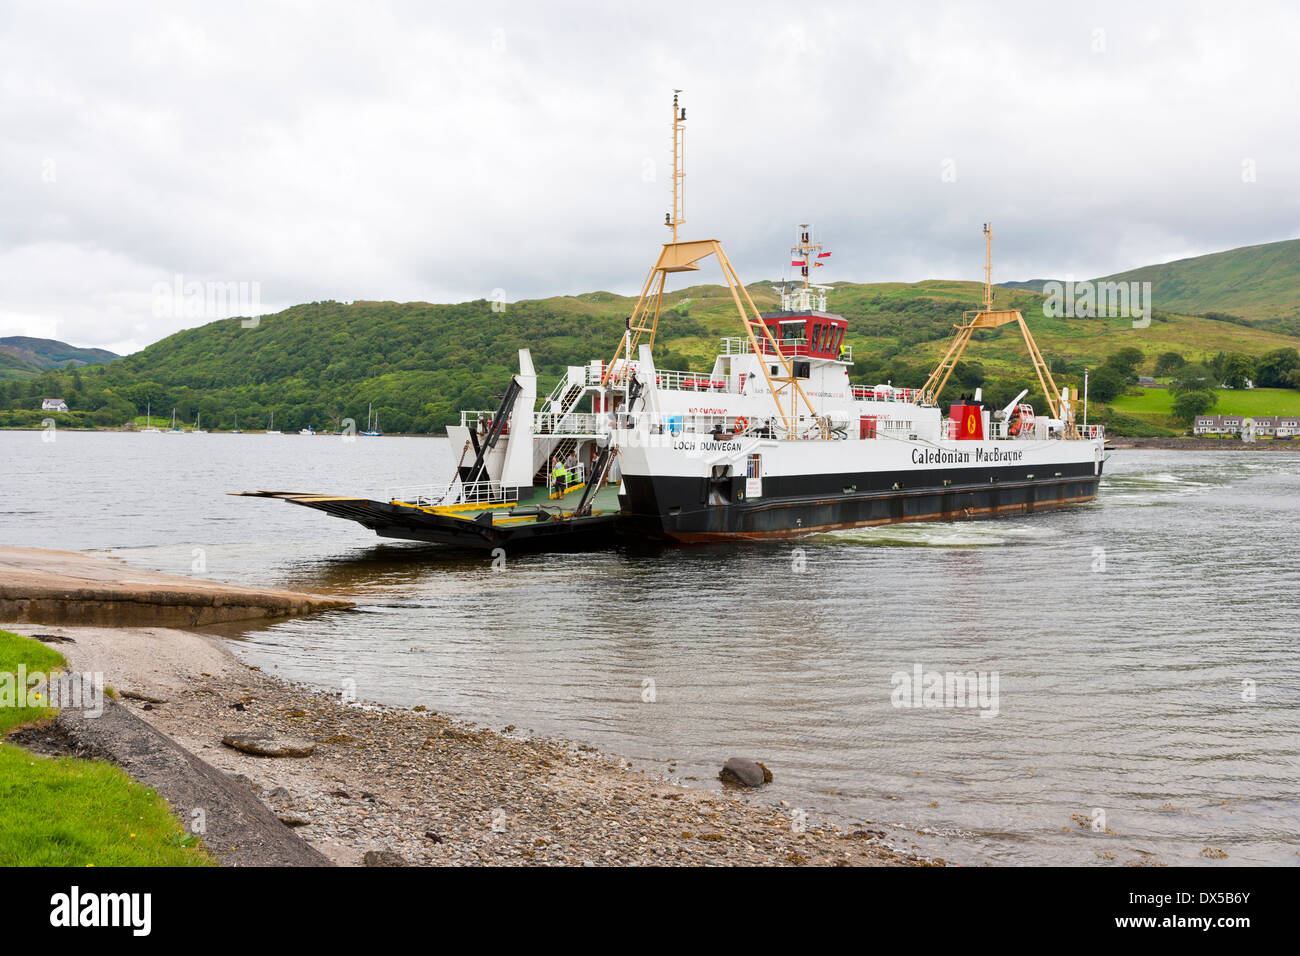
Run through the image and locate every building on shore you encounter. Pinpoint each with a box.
[1193,414,1300,437]
[41,398,69,412]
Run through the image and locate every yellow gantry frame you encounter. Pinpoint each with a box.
[603,238,826,438]
[919,224,1074,435]
[602,91,825,438]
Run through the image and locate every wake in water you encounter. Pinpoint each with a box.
[814,520,1059,548]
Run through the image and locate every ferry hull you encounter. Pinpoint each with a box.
[618,459,1103,542]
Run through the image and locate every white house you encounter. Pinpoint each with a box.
[41,398,69,412]
[1193,414,1300,437]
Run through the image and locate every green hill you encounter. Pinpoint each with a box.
[3,274,1297,435]
[1000,237,1300,327]
[0,336,120,378]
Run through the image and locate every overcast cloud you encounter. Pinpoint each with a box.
[2,0,1297,354]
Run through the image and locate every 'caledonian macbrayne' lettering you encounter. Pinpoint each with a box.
[912,447,1026,465]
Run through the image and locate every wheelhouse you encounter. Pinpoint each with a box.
[760,312,849,361]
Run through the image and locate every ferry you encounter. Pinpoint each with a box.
[608,225,1105,542]
[241,92,1104,549]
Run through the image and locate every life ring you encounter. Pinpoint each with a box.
[734,416,749,433]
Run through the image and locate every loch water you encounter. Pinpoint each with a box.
[2,430,1296,865]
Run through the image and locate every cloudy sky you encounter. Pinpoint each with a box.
[3,0,1297,354]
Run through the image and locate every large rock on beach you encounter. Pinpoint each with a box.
[719,757,773,788]
[222,733,317,758]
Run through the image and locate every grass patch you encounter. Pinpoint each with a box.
[0,629,216,866]
[1109,386,1300,428]
[0,630,65,675]
[0,745,213,866]
[0,631,64,736]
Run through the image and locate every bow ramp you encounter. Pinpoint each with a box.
[231,486,621,552]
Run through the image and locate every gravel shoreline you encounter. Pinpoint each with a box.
[9,624,934,867]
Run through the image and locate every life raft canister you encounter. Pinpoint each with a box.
[1008,403,1035,437]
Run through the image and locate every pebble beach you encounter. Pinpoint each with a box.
[12,623,933,867]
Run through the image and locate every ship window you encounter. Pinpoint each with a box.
[747,454,761,479]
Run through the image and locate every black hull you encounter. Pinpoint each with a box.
[618,460,1103,542]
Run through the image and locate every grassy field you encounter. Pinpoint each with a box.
[1109,387,1300,428]
[0,630,215,866]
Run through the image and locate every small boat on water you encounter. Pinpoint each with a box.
[168,408,181,433]
[361,403,382,437]
[142,403,161,433]
[299,426,315,436]
[191,412,207,434]
[266,411,281,435]
[242,92,1106,550]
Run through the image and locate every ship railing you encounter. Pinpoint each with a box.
[546,463,586,495]
[1074,424,1105,440]
[721,337,853,362]
[878,419,918,436]
[610,411,825,442]
[460,409,501,429]
[389,481,519,509]
[534,411,606,435]
[651,368,733,392]
[543,367,584,409]
[590,361,737,394]
[460,408,606,437]
[851,385,919,403]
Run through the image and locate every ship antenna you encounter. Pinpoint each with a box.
[787,223,830,311]
[667,90,686,243]
[983,221,994,312]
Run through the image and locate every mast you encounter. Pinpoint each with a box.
[784,224,832,312]
[602,92,826,438]
[983,222,994,312]
[668,90,685,245]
